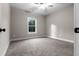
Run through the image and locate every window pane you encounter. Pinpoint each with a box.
[29,20,35,25]
[28,17,36,33]
[29,26,35,32]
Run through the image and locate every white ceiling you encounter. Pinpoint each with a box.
[10,3,73,15]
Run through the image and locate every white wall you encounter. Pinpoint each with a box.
[10,7,46,41]
[46,5,74,42]
[0,3,10,56]
[74,3,79,56]
[10,5,74,43]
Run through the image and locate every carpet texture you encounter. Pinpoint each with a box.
[6,38,74,56]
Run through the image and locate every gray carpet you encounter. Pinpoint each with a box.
[6,38,74,56]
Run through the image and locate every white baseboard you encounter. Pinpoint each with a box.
[10,35,74,43]
[48,36,74,43]
[11,35,46,41]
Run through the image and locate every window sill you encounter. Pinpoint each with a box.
[27,32,37,34]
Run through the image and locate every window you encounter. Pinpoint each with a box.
[27,17,37,34]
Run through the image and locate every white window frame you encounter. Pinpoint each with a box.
[27,17,37,34]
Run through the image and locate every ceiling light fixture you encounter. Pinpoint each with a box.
[34,3,53,10]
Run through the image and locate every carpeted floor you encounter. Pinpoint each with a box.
[6,38,74,56]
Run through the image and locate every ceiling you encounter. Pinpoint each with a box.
[10,3,73,16]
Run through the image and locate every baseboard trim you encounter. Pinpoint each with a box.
[47,36,74,43]
[11,35,46,42]
[10,35,74,43]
